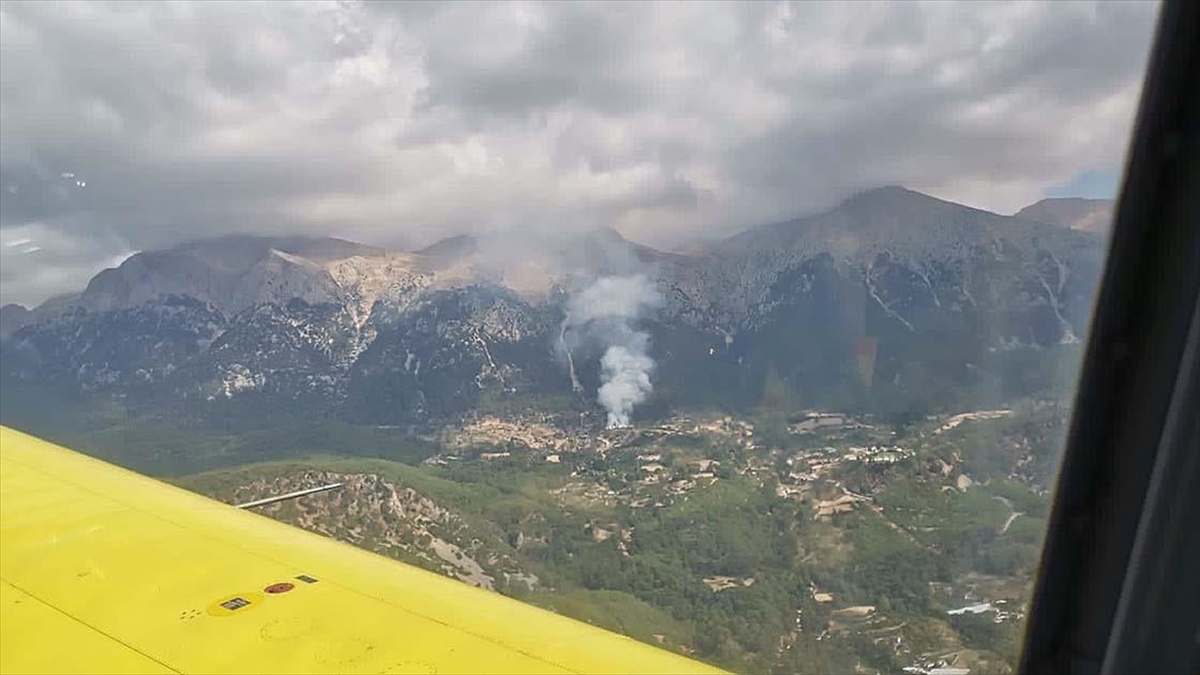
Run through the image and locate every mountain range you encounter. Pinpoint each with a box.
[0,188,1109,428]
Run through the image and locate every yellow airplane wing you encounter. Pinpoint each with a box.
[0,426,725,675]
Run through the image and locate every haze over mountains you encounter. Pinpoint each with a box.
[1,188,1105,428]
[1015,198,1115,233]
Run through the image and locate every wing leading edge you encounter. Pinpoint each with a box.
[0,426,725,674]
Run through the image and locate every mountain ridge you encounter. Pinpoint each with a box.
[1015,197,1114,232]
[1,186,1103,428]
[4,186,1090,315]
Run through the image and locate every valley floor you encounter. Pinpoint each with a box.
[157,403,1060,674]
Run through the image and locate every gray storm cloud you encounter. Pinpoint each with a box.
[562,275,663,428]
[0,1,1160,305]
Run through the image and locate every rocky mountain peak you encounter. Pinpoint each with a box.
[77,235,378,315]
[838,185,927,207]
[718,185,1067,272]
[415,234,479,261]
[836,185,987,220]
[0,303,31,340]
[1016,198,1114,233]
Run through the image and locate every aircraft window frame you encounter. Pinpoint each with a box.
[1020,2,1200,672]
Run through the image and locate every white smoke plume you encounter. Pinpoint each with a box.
[562,275,662,429]
[598,339,655,428]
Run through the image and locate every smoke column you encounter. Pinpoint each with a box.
[562,275,662,428]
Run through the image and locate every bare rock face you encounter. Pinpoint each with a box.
[77,236,386,314]
[198,470,531,590]
[1,187,1104,426]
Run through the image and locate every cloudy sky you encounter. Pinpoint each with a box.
[0,0,1160,306]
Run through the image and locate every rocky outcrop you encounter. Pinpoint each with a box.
[202,470,530,590]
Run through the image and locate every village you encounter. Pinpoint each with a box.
[426,407,951,521]
[412,404,1041,674]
